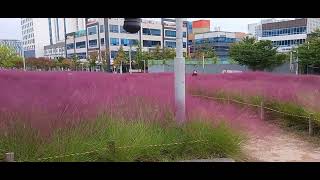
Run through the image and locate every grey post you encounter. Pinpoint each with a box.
[174,18,186,123]
[309,114,313,136]
[129,44,132,74]
[108,140,116,156]
[202,54,205,73]
[4,152,14,162]
[22,46,26,71]
[295,50,299,75]
[120,59,123,74]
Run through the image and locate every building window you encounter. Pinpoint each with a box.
[101,38,105,45]
[66,43,74,50]
[110,38,119,46]
[165,41,176,48]
[142,28,161,36]
[183,42,186,48]
[87,26,97,35]
[183,32,186,38]
[121,39,129,46]
[111,51,117,58]
[100,25,104,33]
[271,39,305,47]
[89,39,98,48]
[109,25,119,33]
[165,30,176,37]
[262,26,307,37]
[143,40,161,47]
[76,41,86,49]
[76,52,87,59]
[121,39,138,46]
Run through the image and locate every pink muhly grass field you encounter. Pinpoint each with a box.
[0,71,289,137]
[189,72,320,113]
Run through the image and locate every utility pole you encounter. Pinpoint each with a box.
[290,51,293,72]
[129,43,132,74]
[174,18,186,123]
[120,59,123,74]
[22,46,26,71]
[296,50,299,75]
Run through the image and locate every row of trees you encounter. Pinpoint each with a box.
[112,42,219,70]
[25,57,79,71]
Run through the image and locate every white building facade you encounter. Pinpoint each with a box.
[248,18,320,53]
[65,18,188,71]
[21,18,86,58]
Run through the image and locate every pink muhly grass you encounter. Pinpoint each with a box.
[0,71,297,137]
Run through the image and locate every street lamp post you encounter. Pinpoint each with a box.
[174,18,186,123]
[20,45,26,71]
[129,43,132,74]
[289,51,293,72]
[120,59,123,74]
[296,50,299,75]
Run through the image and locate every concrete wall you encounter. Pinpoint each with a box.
[149,62,294,74]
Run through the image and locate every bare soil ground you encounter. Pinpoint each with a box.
[243,127,320,162]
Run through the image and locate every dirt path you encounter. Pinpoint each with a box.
[243,129,320,162]
[192,96,320,162]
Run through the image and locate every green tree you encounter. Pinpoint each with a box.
[230,37,284,71]
[113,46,128,70]
[71,54,80,71]
[306,28,320,41]
[162,47,176,60]
[193,44,218,64]
[134,42,145,70]
[88,51,98,71]
[0,45,23,68]
[61,59,72,70]
[150,45,163,60]
[100,49,109,72]
[194,44,217,58]
[297,37,320,68]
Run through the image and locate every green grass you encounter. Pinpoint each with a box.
[0,115,244,162]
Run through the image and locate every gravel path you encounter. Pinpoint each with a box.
[244,129,320,162]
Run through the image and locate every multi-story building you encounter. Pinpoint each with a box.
[161,18,188,54]
[194,31,245,63]
[248,19,278,39]
[21,18,86,58]
[44,42,65,59]
[249,18,320,52]
[0,39,23,56]
[21,18,49,58]
[65,18,188,71]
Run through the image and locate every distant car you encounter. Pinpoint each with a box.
[222,70,243,74]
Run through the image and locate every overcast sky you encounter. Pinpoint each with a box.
[0,18,293,40]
